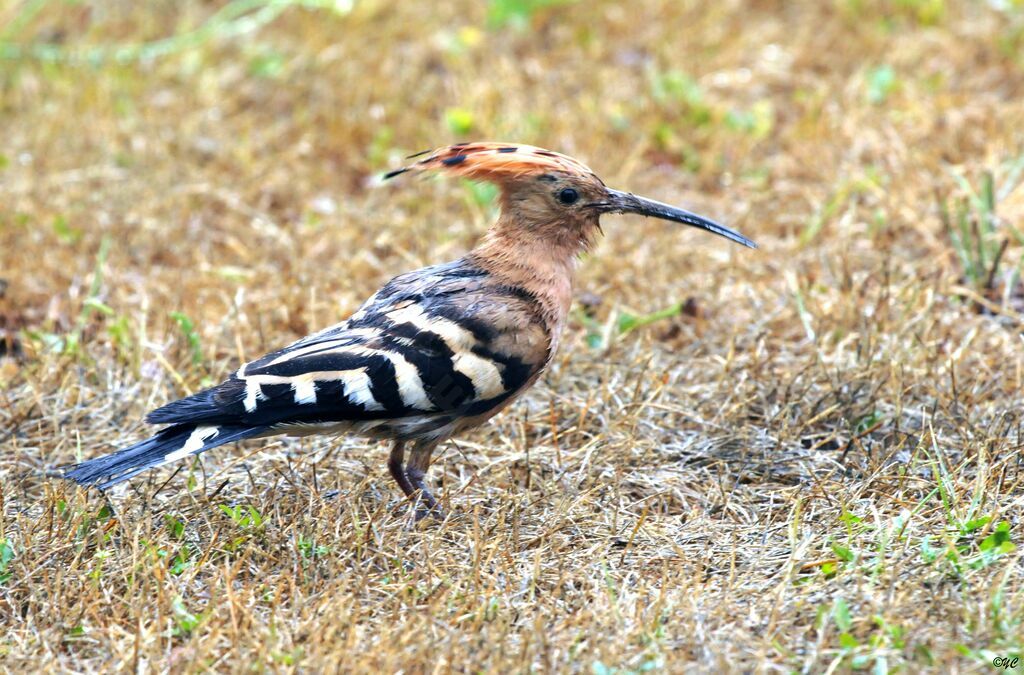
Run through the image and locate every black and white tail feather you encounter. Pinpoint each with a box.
[63,423,270,489]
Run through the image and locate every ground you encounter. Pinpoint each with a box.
[2,0,1024,672]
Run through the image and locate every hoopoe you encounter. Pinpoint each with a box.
[64,143,755,518]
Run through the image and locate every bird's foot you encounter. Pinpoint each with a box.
[409,486,445,522]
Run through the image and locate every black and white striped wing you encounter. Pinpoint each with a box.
[146,265,548,433]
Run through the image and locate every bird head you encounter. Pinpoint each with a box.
[384,142,756,251]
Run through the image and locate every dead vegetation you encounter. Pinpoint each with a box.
[2,0,1024,671]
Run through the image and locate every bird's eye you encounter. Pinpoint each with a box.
[558,188,579,205]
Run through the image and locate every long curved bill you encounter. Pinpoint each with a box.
[599,189,756,249]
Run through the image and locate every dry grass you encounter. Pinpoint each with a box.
[3,0,1024,671]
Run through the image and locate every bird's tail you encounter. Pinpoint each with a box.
[63,423,269,489]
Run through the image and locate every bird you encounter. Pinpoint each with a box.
[63,142,755,519]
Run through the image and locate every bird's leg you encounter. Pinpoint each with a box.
[406,438,443,520]
[387,440,415,498]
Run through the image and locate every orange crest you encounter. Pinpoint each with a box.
[384,142,600,184]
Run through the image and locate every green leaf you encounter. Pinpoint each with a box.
[840,510,864,526]
[650,69,703,106]
[249,50,285,78]
[164,515,185,540]
[616,312,639,334]
[833,597,853,632]
[616,302,683,336]
[169,549,191,575]
[219,503,265,529]
[487,0,573,29]
[82,297,115,316]
[272,649,303,666]
[0,538,14,584]
[724,100,774,139]
[171,596,203,635]
[979,521,1015,555]
[107,315,133,355]
[867,64,897,104]
[854,410,883,434]
[920,536,940,563]
[52,215,83,244]
[831,543,855,562]
[462,179,498,209]
[169,311,203,366]
[648,69,713,128]
[444,108,475,136]
[298,535,330,560]
[962,516,991,533]
[839,632,860,649]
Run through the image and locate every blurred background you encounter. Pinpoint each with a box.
[2,0,1024,671]
[2,1,1023,354]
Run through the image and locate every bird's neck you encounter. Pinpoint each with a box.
[470,214,592,337]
